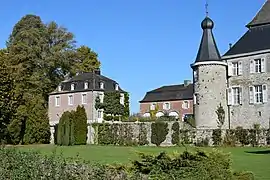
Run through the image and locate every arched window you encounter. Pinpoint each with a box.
[156,112,164,117]
[143,113,150,117]
[169,111,179,117]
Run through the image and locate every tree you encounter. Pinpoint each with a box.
[57,111,74,146]
[72,46,101,73]
[74,106,87,145]
[123,93,130,120]
[216,103,225,129]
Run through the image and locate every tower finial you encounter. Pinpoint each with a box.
[205,0,209,17]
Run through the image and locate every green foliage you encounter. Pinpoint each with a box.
[196,137,210,147]
[74,105,87,145]
[57,111,75,146]
[151,121,168,146]
[138,123,148,146]
[216,103,225,128]
[266,129,270,145]
[72,46,101,73]
[123,92,130,120]
[235,127,249,146]
[185,115,196,127]
[149,104,159,119]
[131,150,254,180]
[212,129,222,146]
[171,122,180,145]
[179,129,195,144]
[95,92,126,120]
[0,14,100,144]
[223,129,237,147]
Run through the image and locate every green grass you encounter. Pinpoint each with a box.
[18,145,270,180]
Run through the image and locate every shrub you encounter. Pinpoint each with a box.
[212,129,222,146]
[138,123,148,145]
[266,129,270,145]
[223,129,236,147]
[151,122,168,146]
[195,137,210,147]
[57,111,75,146]
[235,126,249,146]
[171,122,180,145]
[131,150,254,180]
[73,105,87,145]
[179,129,194,144]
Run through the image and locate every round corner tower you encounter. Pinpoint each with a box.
[191,16,228,129]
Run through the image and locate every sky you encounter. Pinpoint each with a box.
[0,0,266,113]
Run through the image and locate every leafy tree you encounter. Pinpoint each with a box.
[216,103,225,128]
[123,93,130,119]
[74,106,87,145]
[72,46,101,73]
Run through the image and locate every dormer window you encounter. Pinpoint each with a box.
[100,82,104,89]
[115,84,119,91]
[58,85,62,92]
[71,83,75,91]
[84,82,88,89]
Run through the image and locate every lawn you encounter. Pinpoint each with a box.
[18,145,270,180]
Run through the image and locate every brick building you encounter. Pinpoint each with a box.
[139,80,193,120]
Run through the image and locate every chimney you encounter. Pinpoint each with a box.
[184,80,191,86]
[229,43,232,49]
[94,68,101,75]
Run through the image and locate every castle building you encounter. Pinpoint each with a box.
[193,1,270,129]
[48,69,126,126]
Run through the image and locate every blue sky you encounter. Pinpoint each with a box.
[0,0,266,113]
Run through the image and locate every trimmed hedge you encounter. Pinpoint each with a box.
[151,121,168,146]
[74,106,87,145]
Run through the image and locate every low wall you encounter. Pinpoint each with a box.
[50,121,270,146]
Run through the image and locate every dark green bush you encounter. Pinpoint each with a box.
[74,105,87,145]
[138,123,148,145]
[151,121,168,146]
[179,129,194,144]
[266,129,270,145]
[171,122,180,145]
[57,111,74,146]
[223,129,237,147]
[212,129,222,146]
[195,137,209,147]
[235,127,249,146]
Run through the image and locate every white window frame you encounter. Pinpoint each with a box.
[232,86,242,105]
[68,94,74,105]
[55,95,60,107]
[97,110,103,121]
[81,93,87,104]
[84,82,88,89]
[115,84,119,91]
[100,82,104,89]
[163,102,170,110]
[120,93,124,105]
[254,59,262,73]
[71,83,75,91]
[58,85,62,92]
[254,85,263,104]
[182,101,190,109]
[99,93,104,103]
[150,103,156,111]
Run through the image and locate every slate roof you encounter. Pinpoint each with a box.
[140,84,193,103]
[194,17,221,63]
[246,0,270,28]
[224,1,270,57]
[49,71,125,95]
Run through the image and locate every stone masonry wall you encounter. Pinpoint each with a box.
[227,53,270,129]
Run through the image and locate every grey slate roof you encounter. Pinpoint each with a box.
[247,0,270,28]
[49,72,125,95]
[140,84,193,103]
[224,1,270,57]
[194,17,221,63]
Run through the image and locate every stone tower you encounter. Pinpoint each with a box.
[191,16,228,129]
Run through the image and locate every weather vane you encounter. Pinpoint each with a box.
[205,0,209,17]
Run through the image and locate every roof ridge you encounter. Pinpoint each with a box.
[247,1,270,28]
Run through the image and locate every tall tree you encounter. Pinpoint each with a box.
[73,45,101,73]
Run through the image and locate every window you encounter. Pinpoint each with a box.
[250,85,268,104]
[194,70,198,82]
[82,93,87,104]
[228,61,242,76]
[55,96,60,107]
[120,94,124,105]
[71,83,75,91]
[150,103,156,110]
[58,85,62,92]
[99,93,104,103]
[97,110,103,119]
[115,84,119,91]
[182,101,189,109]
[68,95,74,105]
[255,59,262,73]
[100,82,104,89]
[84,82,88,89]
[163,102,170,110]
[232,87,241,105]
[255,85,263,103]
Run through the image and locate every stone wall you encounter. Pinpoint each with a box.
[50,121,270,146]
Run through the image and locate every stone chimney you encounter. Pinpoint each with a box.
[94,68,101,75]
